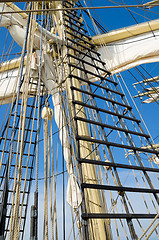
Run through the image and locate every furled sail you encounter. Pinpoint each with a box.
[52,93,82,209]
[143,0,159,8]
[0,3,63,48]
[133,75,159,103]
[93,19,159,74]
[134,86,159,103]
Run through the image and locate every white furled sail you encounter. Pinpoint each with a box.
[93,19,159,74]
[52,93,82,209]
[133,75,159,103]
[0,60,22,105]
[143,93,159,103]
[137,87,159,103]
[143,0,159,8]
[0,3,63,49]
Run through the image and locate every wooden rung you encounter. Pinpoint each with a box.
[67,53,108,74]
[81,183,159,193]
[67,45,105,65]
[70,74,121,95]
[66,31,93,46]
[77,135,158,154]
[64,13,84,26]
[0,150,34,157]
[71,86,132,109]
[69,63,113,84]
[66,39,100,56]
[74,116,149,138]
[73,100,141,123]
[82,213,159,219]
[78,158,159,172]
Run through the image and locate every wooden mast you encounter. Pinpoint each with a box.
[52,1,112,239]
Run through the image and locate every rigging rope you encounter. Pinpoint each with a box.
[11,5,35,238]
[0,4,155,15]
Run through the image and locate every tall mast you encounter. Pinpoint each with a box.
[52,1,112,239]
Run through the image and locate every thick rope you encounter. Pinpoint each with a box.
[43,118,48,240]
[50,120,58,239]
[48,121,54,240]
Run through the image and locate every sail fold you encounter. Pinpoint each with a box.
[98,29,159,74]
[52,93,82,209]
[0,3,63,49]
[92,19,159,74]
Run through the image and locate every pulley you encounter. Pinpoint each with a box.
[41,106,53,120]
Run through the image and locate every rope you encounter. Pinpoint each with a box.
[12,20,34,240]
[9,4,36,238]
[139,211,159,240]
[18,10,38,232]
[0,4,154,15]
[43,118,48,240]
[48,121,54,240]
[35,0,43,194]
[50,120,58,240]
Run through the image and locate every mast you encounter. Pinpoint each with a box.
[60,1,113,239]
